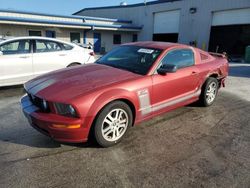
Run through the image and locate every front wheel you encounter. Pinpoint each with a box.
[93,101,133,147]
[199,77,219,107]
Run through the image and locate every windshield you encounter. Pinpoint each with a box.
[96,45,162,75]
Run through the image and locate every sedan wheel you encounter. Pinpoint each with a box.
[93,101,133,147]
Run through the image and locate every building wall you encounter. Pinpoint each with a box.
[76,0,250,50]
[0,24,85,43]
[0,24,137,52]
[85,30,136,52]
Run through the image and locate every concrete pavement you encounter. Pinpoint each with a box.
[0,62,250,188]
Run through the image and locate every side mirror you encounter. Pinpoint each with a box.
[157,64,177,75]
[0,51,3,56]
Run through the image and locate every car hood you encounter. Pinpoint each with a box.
[25,64,141,102]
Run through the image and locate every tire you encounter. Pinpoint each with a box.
[67,63,81,67]
[199,77,219,107]
[93,101,133,147]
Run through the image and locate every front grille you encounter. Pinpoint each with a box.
[28,93,50,113]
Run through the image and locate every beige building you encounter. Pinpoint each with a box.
[0,10,142,53]
[75,0,250,58]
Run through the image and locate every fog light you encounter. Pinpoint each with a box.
[51,124,81,129]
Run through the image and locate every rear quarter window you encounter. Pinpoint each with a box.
[62,43,74,50]
[200,53,209,61]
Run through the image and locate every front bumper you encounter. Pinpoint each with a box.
[219,77,226,88]
[21,95,89,143]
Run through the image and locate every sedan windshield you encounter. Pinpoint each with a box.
[96,45,162,75]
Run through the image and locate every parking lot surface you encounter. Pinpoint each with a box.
[0,63,250,188]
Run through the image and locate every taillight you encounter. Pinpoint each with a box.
[89,52,95,56]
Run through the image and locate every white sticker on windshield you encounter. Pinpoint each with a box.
[138,48,154,54]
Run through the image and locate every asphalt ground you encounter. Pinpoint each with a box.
[0,63,250,188]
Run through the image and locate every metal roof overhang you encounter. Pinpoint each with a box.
[73,0,182,15]
[0,9,133,24]
[0,16,142,32]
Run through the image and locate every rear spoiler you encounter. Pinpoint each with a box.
[209,52,228,59]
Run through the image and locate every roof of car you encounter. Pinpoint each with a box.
[123,41,189,50]
[0,36,77,46]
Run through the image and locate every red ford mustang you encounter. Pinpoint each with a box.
[21,42,229,147]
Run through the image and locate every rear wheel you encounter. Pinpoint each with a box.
[199,77,219,107]
[93,101,133,147]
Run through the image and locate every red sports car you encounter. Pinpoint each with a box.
[21,42,229,147]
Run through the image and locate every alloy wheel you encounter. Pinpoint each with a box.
[101,108,129,142]
[206,82,217,104]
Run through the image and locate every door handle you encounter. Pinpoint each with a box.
[59,54,66,56]
[19,56,30,59]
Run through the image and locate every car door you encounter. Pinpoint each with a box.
[61,43,88,64]
[151,48,200,112]
[0,39,33,86]
[32,39,65,76]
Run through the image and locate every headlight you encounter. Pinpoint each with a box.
[42,99,49,111]
[29,94,49,112]
[54,103,77,117]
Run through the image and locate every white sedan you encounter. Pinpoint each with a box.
[0,37,96,87]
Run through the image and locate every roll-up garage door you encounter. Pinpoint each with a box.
[209,8,250,57]
[153,10,180,42]
[212,8,250,26]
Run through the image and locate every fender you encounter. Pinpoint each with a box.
[82,88,140,131]
[87,88,139,117]
[205,70,219,80]
[199,70,220,90]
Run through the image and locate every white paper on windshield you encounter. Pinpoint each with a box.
[138,48,154,54]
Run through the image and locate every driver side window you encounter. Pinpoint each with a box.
[0,40,30,55]
[161,49,195,69]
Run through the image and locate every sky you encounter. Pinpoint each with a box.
[0,0,155,15]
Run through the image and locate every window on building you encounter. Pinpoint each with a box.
[35,40,62,53]
[46,30,56,38]
[132,34,138,42]
[70,32,80,43]
[113,34,121,44]
[161,49,194,69]
[0,40,30,55]
[29,30,42,36]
